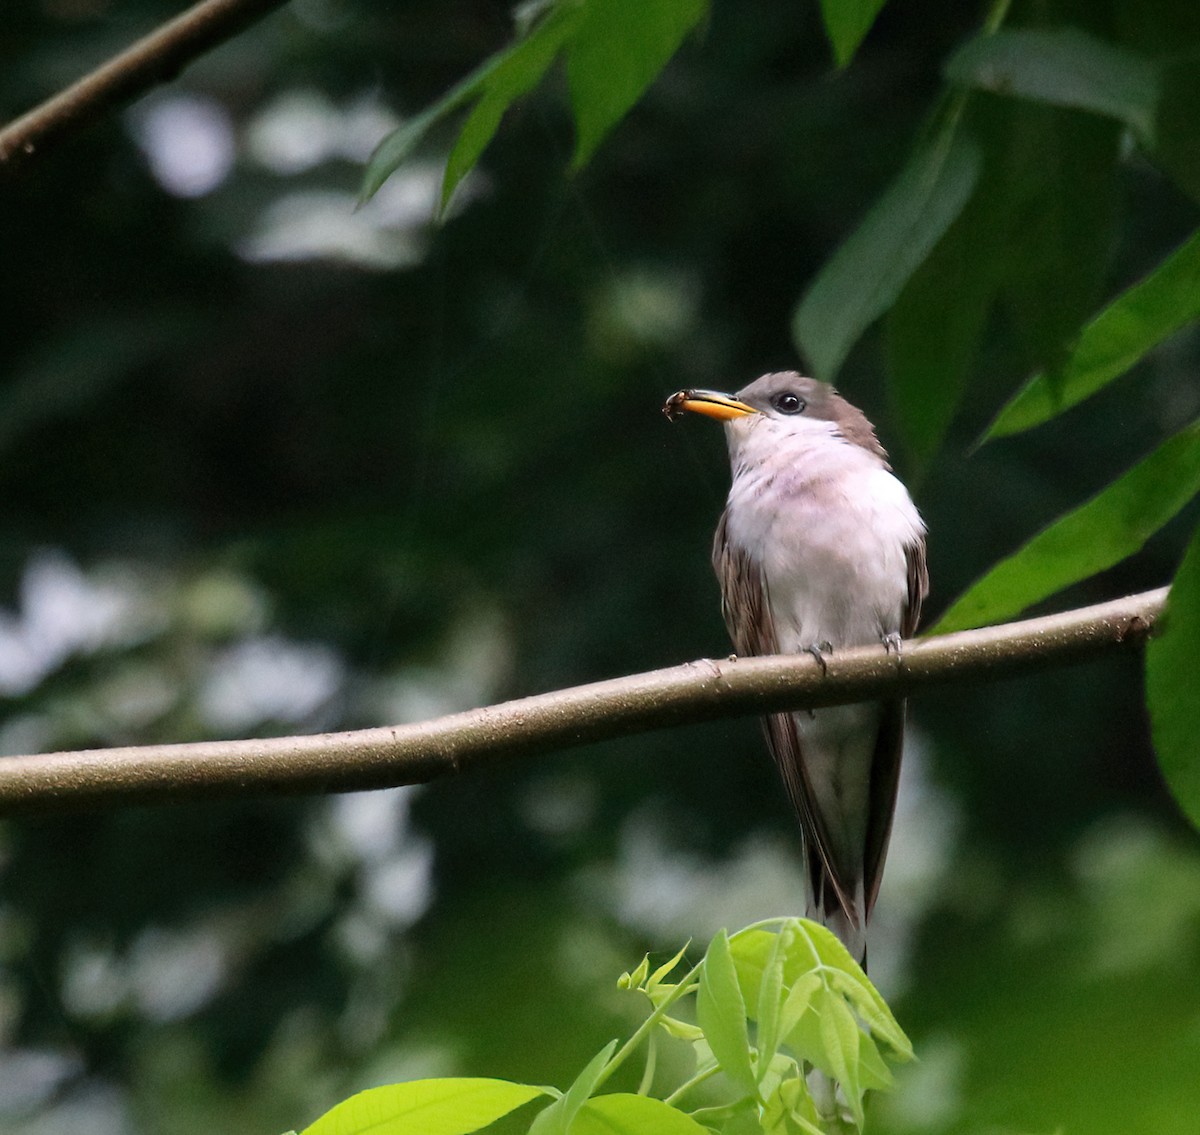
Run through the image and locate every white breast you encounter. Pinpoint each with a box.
[722,415,924,652]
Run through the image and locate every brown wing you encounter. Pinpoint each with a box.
[902,535,929,638]
[862,535,930,914]
[711,510,856,923]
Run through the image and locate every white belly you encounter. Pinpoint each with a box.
[724,457,922,651]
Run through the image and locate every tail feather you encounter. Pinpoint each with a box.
[807,870,868,969]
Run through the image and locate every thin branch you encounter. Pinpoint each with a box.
[0,0,292,170]
[0,587,1166,817]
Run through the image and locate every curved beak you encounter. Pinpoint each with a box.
[662,389,758,422]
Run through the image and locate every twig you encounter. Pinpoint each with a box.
[0,587,1166,817]
[0,0,292,170]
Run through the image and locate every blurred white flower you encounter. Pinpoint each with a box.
[0,552,163,697]
[245,89,400,174]
[128,93,235,198]
[199,635,344,731]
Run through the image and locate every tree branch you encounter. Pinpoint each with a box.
[0,587,1166,817]
[0,0,292,170]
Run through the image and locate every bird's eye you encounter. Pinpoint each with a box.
[772,392,806,414]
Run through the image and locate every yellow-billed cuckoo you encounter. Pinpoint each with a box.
[664,372,928,964]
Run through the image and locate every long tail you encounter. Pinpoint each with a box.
[807,873,867,969]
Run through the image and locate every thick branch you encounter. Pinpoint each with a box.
[0,587,1166,817]
[0,0,292,170]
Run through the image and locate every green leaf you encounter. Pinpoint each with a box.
[1146,523,1200,831]
[762,1071,824,1135]
[819,0,889,67]
[793,127,981,383]
[360,2,581,206]
[441,6,580,210]
[728,928,776,1006]
[826,971,910,1059]
[792,922,911,1059]
[571,1094,712,1135]
[987,226,1200,439]
[856,1033,895,1092]
[567,0,707,169]
[659,1014,705,1041]
[709,1098,768,1135]
[886,183,995,464]
[755,1052,800,1105]
[360,58,500,203]
[299,1079,547,1135]
[945,28,1159,142]
[777,973,822,1043]
[783,990,827,1073]
[528,1040,618,1135]
[648,941,692,987]
[619,954,651,990]
[697,929,758,1097]
[934,420,1200,634]
[818,992,863,1125]
[754,921,790,1077]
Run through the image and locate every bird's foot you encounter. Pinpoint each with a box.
[882,631,903,656]
[806,641,834,676]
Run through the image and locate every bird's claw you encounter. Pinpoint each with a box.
[882,631,903,656]
[806,641,834,675]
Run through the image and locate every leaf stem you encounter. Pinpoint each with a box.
[663,1060,722,1107]
[636,1032,658,1096]
[593,971,702,1094]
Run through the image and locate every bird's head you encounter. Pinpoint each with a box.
[663,371,887,463]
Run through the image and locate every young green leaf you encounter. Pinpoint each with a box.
[571,1093,712,1135]
[818,992,864,1126]
[934,420,1200,633]
[777,972,822,1043]
[791,920,911,1059]
[729,927,777,1004]
[649,940,692,988]
[755,1052,800,1105]
[754,920,791,1076]
[827,971,911,1059]
[819,0,889,67]
[696,929,758,1097]
[704,1097,768,1135]
[658,1014,705,1041]
[762,1071,824,1135]
[793,128,981,383]
[567,0,707,169]
[300,1078,547,1135]
[528,1040,619,1135]
[783,989,827,1073]
[945,28,1159,142]
[856,1033,896,1092]
[986,226,1200,439]
[619,954,651,990]
[1146,522,1200,831]
[791,918,859,976]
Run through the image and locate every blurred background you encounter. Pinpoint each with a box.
[2,1,1199,1132]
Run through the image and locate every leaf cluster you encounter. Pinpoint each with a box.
[291,919,911,1135]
